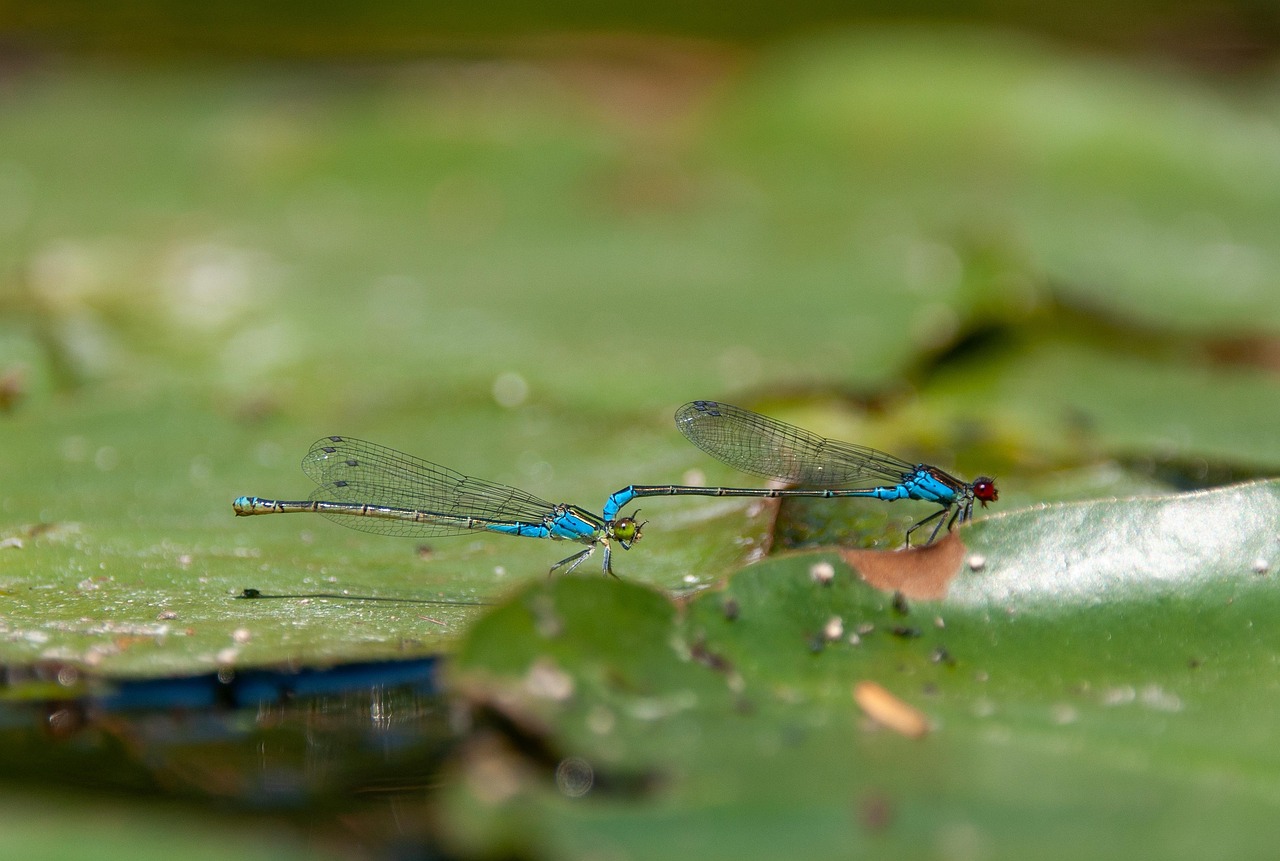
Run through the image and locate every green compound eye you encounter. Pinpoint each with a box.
[611,516,644,546]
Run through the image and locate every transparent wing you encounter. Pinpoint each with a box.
[299,436,572,537]
[674,401,916,487]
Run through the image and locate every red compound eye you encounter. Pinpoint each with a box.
[972,477,999,503]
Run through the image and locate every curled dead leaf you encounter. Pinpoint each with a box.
[840,532,966,600]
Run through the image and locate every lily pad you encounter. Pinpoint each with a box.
[440,480,1280,858]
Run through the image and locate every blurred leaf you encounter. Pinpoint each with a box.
[924,338,1280,467]
[0,789,336,861]
[720,29,1280,332]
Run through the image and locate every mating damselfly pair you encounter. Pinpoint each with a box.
[233,400,999,575]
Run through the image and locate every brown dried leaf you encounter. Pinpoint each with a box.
[839,532,965,600]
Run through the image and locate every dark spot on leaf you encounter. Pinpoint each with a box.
[690,639,733,674]
[857,792,896,834]
[0,366,26,413]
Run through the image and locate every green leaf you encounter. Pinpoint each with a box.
[442,482,1280,858]
[953,478,1280,605]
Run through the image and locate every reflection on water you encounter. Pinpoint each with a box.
[0,658,454,857]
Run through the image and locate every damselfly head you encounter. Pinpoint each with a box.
[612,514,645,548]
[972,476,999,506]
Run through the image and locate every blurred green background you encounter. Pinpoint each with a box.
[2,2,1280,858]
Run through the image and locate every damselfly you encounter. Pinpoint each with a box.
[602,401,997,546]
[235,436,643,575]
